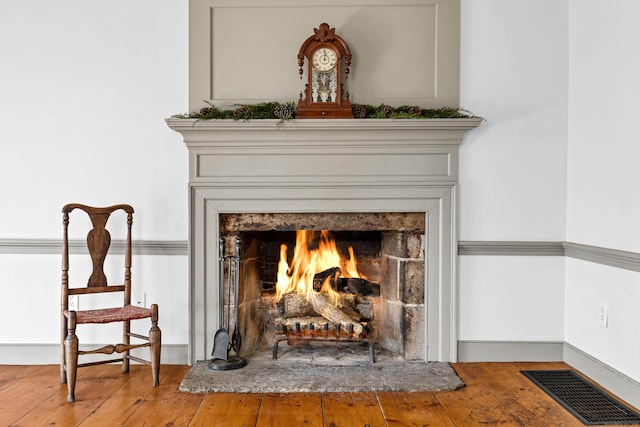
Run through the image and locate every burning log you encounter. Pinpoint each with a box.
[306,292,364,335]
[339,278,380,296]
[311,268,380,297]
[283,292,316,318]
[312,267,341,291]
[283,291,359,319]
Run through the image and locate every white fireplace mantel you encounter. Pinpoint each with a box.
[166,117,481,364]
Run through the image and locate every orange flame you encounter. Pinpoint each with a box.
[275,230,366,305]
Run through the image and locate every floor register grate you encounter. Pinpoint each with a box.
[521,370,640,425]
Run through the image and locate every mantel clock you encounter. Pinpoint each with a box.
[297,23,353,118]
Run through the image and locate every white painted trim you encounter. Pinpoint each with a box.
[563,242,640,273]
[563,342,640,410]
[0,239,188,255]
[458,241,640,273]
[6,239,637,274]
[457,340,564,362]
[458,241,565,256]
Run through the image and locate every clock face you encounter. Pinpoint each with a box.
[312,48,338,72]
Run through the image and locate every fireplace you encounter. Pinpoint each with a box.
[221,212,426,362]
[166,118,481,364]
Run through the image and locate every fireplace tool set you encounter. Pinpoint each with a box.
[209,237,247,370]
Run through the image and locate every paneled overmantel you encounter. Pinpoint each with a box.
[166,117,481,364]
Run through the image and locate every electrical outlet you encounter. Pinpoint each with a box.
[68,295,79,311]
[133,292,146,307]
[599,302,608,328]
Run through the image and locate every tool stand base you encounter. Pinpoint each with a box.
[208,356,247,371]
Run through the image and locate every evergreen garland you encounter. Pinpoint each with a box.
[172,101,476,120]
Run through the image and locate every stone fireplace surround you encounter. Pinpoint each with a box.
[166,117,481,365]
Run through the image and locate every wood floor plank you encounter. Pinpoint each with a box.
[483,362,584,427]
[438,362,585,427]
[122,365,203,426]
[77,364,167,426]
[322,392,387,427]
[435,385,514,426]
[0,365,52,391]
[9,365,136,427]
[256,393,323,427]
[377,391,455,426]
[439,363,518,426]
[189,392,263,427]
[0,365,62,426]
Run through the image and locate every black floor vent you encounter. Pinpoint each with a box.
[521,370,640,425]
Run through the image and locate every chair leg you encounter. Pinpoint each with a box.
[60,314,67,384]
[64,311,79,402]
[149,304,161,387]
[122,319,130,374]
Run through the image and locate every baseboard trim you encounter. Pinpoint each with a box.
[563,342,640,410]
[0,343,189,365]
[457,340,564,362]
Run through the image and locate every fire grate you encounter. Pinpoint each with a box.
[521,370,640,425]
[273,320,375,363]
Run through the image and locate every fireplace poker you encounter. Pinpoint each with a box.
[211,238,229,361]
[228,237,241,354]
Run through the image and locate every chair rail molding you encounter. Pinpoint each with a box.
[3,239,640,272]
[457,240,640,273]
[0,239,188,256]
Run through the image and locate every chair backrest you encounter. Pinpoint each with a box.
[61,204,134,309]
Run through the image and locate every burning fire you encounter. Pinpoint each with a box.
[275,230,367,305]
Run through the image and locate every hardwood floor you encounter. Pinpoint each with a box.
[1,362,638,426]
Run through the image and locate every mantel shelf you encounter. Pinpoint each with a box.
[166,117,483,132]
[166,117,482,149]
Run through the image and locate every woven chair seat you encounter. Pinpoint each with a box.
[67,305,153,324]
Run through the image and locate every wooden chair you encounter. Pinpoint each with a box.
[60,203,160,402]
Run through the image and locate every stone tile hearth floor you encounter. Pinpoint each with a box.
[179,342,464,394]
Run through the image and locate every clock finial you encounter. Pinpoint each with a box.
[314,23,336,42]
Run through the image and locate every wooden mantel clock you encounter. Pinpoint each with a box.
[297,23,353,118]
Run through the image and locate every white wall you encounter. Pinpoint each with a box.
[0,1,189,362]
[566,0,640,382]
[0,1,188,240]
[459,256,565,342]
[458,0,568,342]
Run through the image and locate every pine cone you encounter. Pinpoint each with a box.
[352,104,367,118]
[233,105,251,119]
[408,106,422,116]
[199,107,213,116]
[274,103,295,119]
[380,104,395,118]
